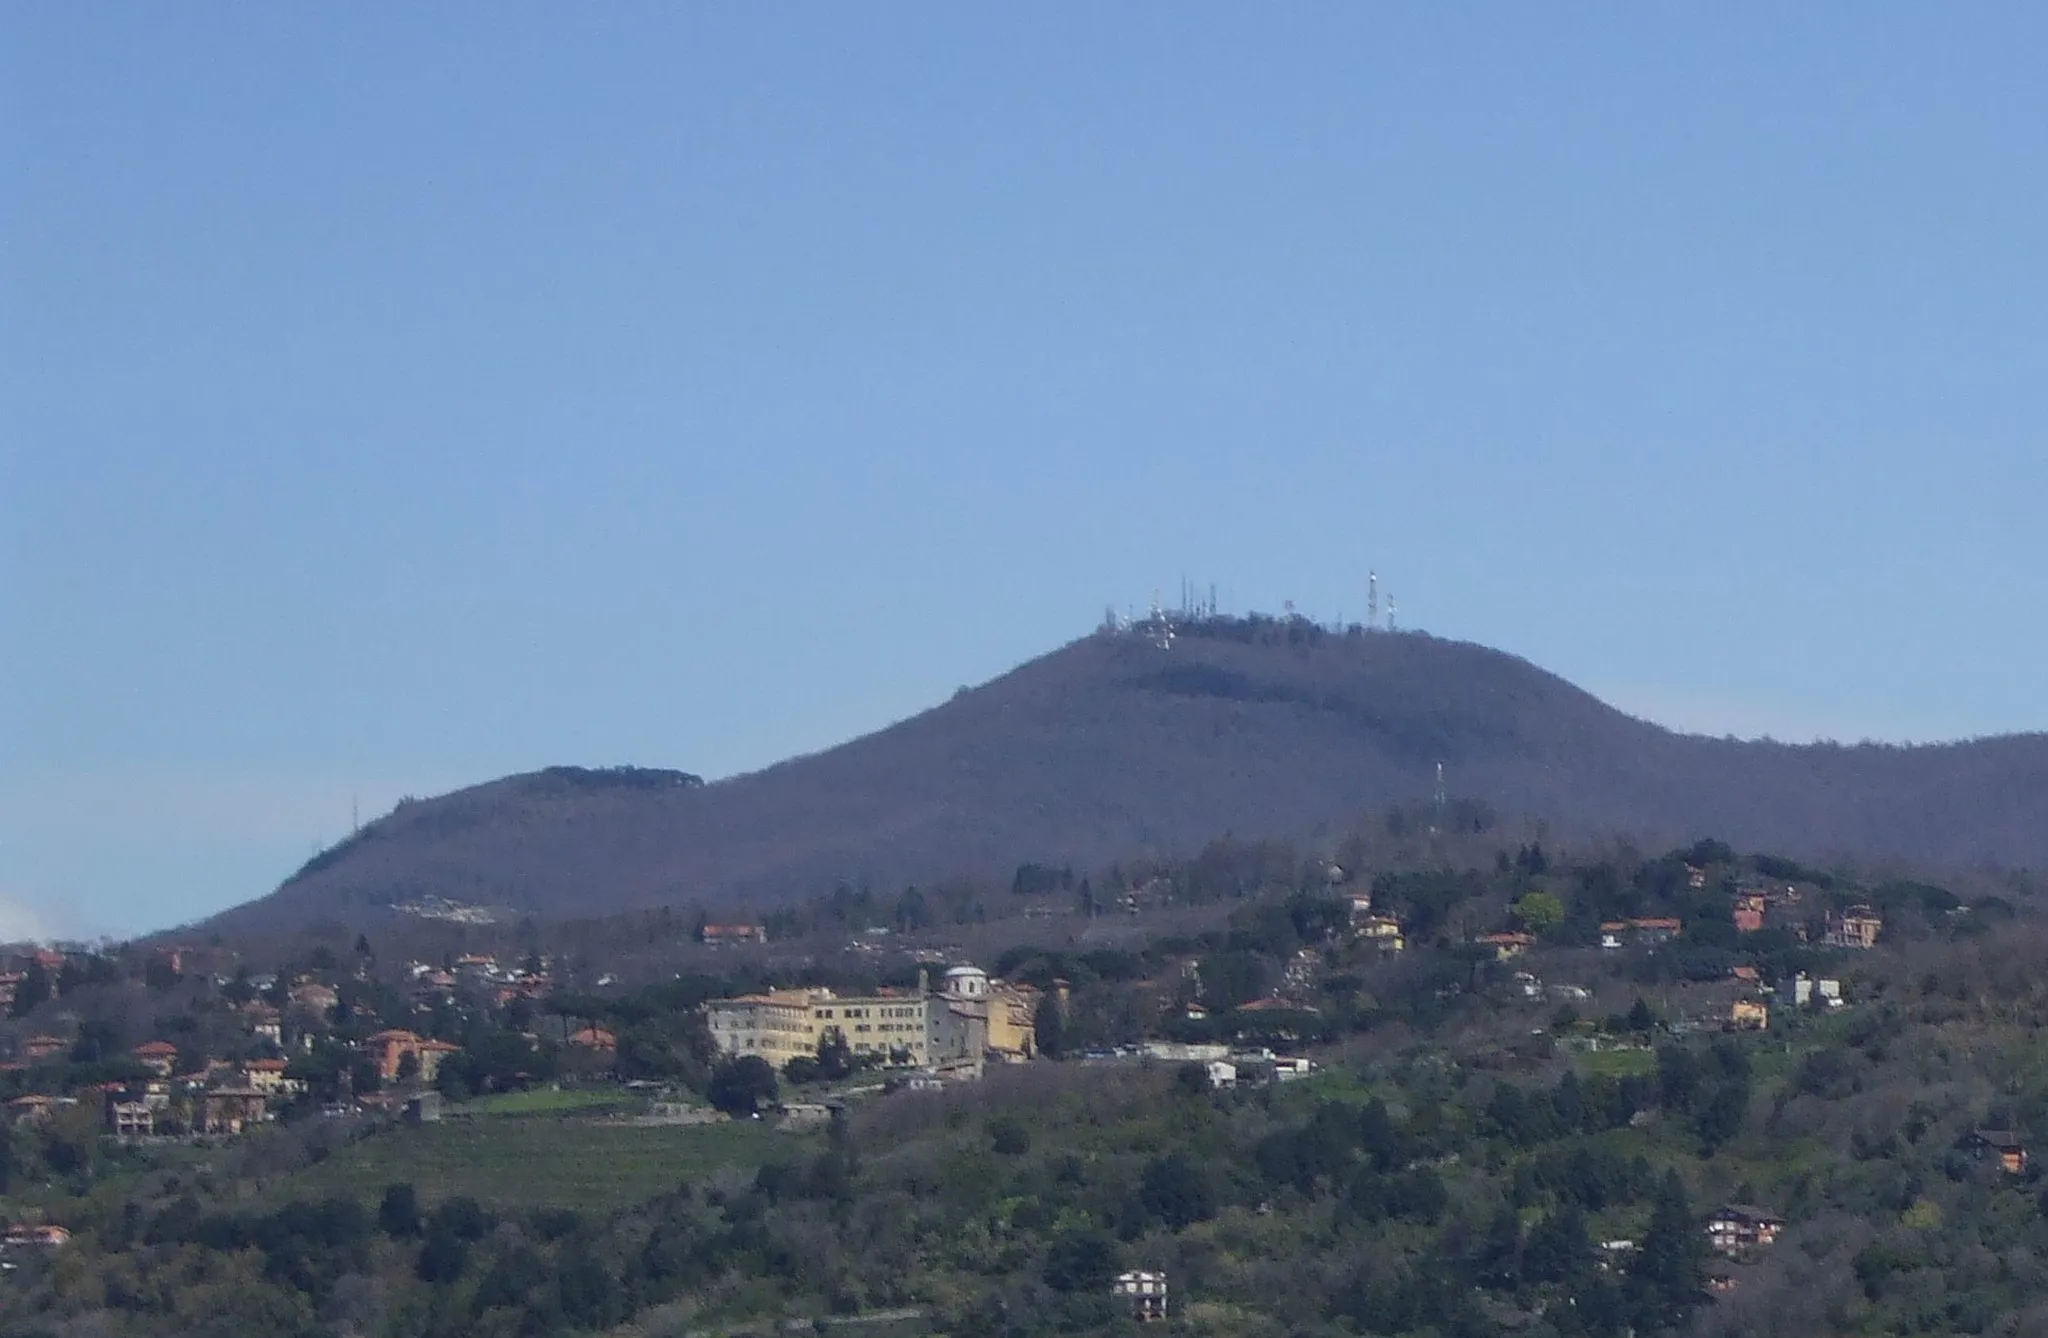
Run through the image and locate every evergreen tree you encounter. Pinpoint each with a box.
[1034,993,1066,1059]
[817,1028,854,1081]
[1521,1203,1590,1286]
[11,963,50,1018]
[1632,1170,1705,1327]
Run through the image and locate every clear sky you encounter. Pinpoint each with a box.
[5,8,2045,938]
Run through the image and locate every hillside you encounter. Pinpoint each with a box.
[204,624,2048,933]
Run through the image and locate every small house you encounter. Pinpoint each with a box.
[1115,1270,1168,1323]
[1480,931,1535,960]
[132,1041,179,1077]
[1706,1205,1784,1256]
[198,1086,272,1135]
[289,981,340,1016]
[6,1094,73,1127]
[1733,893,1767,933]
[1729,999,1769,1032]
[242,1058,296,1095]
[1355,915,1406,952]
[699,923,769,946]
[1205,1060,1238,1090]
[106,1099,154,1138]
[1778,975,1843,1009]
[1825,905,1883,950]
[2,1223,70,1249]
[21,1035,67,1063]
[1959,1130,2028,1175]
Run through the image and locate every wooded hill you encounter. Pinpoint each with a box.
[203,621,2048,935]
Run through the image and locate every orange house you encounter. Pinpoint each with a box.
[362,1029,460,1083]
[132,1041,179,1077]
[21,1036,67,1063]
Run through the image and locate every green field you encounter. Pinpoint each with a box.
[453,1086,639,1118]
[285,1117,806,1214]
[1575,1045,1657,1078]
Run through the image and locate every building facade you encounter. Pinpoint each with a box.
[707,988,932,1068]
[706,964,1039,1071]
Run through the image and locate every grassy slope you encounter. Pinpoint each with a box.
[282,1116,803,1214]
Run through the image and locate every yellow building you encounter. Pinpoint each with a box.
[705,963,1040,1072]
[706,988,930,1068]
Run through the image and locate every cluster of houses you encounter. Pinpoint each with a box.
[5,1038,301,1139]
[1720,971,1849,1033]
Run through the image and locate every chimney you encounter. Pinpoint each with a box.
[918,967,930,997]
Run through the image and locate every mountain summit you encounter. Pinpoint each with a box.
[206,624,2048,932]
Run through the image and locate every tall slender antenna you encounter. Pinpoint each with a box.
[1367,571,1379,631]
[1386,595,1398,632]
[1432,762,1447,834]
[352,793,360,836]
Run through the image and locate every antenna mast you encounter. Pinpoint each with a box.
[1386,594,1398,633]
[1149,589,1174,650]
[1367,571,1379,631]
[1431,762,1447,836]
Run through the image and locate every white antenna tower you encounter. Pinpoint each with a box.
[1149,589,1174,650]
[1431,761,1447,836]
[1386,595,1398,632]
[1367,571,1379,631]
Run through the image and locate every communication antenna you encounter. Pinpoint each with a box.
[1386,595,1398,632]
[1149,589,1174,650]
[352,793,360,836]
[1431,762,1447,836]
[1367,571,1379,631]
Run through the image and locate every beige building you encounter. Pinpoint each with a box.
[706,963,1040,1072]
[707,987,932,1068]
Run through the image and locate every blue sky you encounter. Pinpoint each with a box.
[5,8,2044,937]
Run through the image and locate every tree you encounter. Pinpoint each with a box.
[1632,1170,1705,1325]
[816,1028,854,1082]
[1139,1151,1217,1229]
[1511,891,1566,935]
[1043,1227,1120,1293]
[708,1056,778,1118]
[378,1183,420,1237]
[11,963,50,1017]
[1034,994,1066,1059]
[1521,1204,1591,1286]
[1628,996,1657,1033]
[989,1116,1031,1156]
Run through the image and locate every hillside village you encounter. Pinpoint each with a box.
[0,830,1998,1320]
